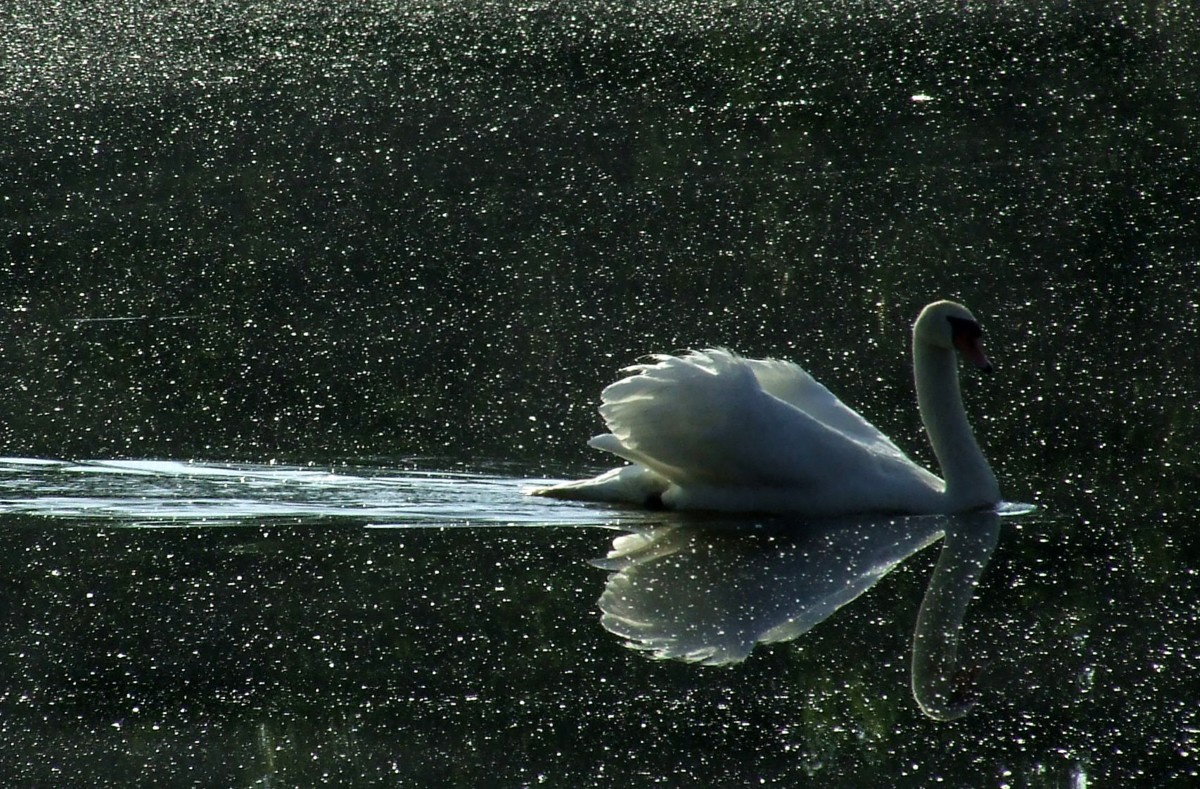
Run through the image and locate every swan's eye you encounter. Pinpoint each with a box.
[946,315,993,372]
[946,315,982,341]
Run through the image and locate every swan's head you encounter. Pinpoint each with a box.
[914,300,993,373]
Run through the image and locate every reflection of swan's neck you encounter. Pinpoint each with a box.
[911,515,1000,720]
[913,342,999,510]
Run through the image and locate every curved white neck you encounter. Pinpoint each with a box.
[913,343,999,510]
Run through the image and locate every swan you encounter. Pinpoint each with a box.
[532,300,1001,516]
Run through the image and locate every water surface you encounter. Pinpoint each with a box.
[0,459,1194,785]
[4,0,1200,785]
[0,458,622,527]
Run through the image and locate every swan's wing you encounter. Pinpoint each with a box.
[743,355,910,462]
[589,349,925,492]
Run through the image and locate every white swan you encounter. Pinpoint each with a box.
[532,300,1000,516]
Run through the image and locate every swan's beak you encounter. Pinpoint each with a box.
[955,335,994,374]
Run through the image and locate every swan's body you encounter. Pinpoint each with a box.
[532,300,1000,516]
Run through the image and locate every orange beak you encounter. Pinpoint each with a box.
[954,333,994,373]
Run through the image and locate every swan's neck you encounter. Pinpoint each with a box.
[913,343,999,509]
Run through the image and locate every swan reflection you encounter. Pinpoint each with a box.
[593,511,1001,720]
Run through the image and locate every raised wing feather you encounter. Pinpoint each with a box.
[590,349,930,496]
[743,355,912,463]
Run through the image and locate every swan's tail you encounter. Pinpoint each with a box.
[529,465,669,508]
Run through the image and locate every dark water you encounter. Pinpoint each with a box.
[3,1,1200,785]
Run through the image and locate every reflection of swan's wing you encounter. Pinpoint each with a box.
[599,568,759,665]
[592,526,751,664]
[595,517,946,666]
[596,526,777,665]
[591,528,683,572]
[756,553,911,645]
[590,350,941,513]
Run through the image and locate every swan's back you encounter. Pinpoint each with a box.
[588,349,944,515]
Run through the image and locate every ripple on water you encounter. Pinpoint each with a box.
[0,458,644,529]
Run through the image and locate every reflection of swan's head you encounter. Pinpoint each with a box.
[915,659,988,722]
[914,300,993,373]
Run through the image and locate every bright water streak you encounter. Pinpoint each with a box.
[0,458,642,528]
